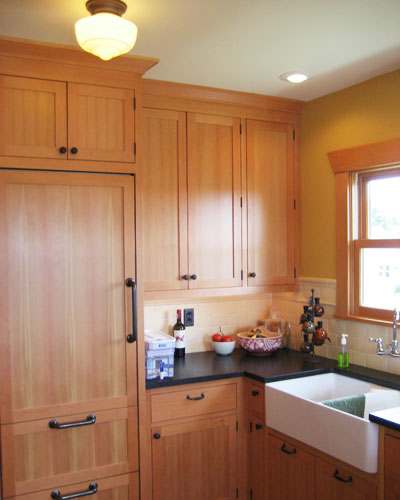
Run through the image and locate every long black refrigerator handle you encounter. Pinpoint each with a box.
[125,278,137,343]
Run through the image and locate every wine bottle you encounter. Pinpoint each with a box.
[173,309,186,358]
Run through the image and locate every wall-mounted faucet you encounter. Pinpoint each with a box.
[369,308,400,357]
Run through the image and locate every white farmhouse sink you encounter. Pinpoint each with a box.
[265,373,400,473]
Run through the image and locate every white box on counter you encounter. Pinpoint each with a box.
[145,330,176,380]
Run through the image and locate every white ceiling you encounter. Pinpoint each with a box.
[1,0,400,101]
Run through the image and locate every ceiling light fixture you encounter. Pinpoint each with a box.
[75,0,138,61]
[279,72,309,84]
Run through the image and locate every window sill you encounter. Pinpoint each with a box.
[334,313,394,328]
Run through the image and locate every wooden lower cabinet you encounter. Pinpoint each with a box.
[1,408,138,497]
[267,433,315,500]
[151,414,237,500]
[316,458,377,500]
[267,430,378,500]
[9,473,139,500]
[385,433,400,500]
[248,417,265,500]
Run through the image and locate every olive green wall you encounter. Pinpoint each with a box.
[301,69,400,278]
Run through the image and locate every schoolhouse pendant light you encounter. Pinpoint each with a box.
[75,0,138,61]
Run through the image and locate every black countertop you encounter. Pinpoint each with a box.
[146,347,400,391]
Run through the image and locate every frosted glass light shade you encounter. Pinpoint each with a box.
[75,12,137,61]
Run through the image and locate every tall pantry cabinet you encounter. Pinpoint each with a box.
[0,37,158,500]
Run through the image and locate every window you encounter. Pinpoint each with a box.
[329,137,400,324]
[354,169,400,320]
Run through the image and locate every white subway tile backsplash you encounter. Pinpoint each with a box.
[144,277,400,375]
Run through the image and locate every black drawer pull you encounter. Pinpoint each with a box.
[255,424,263,430]
[49,414,96,429]
[333,470,352,483]
[249,272,256,278]
[183,274,189,280]
[190,274,197,280]
[51,482,97,500]
[281,443,296,455]
[187,392,205,401]
[59,146,67,154]
[70,147,79,155]
[252,390,259,397]
[153,433,161,439]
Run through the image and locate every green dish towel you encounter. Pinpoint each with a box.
[322,394,366,418]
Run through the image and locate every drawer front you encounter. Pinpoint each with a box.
[1,407,138,498]
[8,473,139,500]
[248,383,264,416]
[151,383,237,423]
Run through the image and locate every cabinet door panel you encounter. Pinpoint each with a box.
[247,119,295,286]
[142,108,188,290]
[316,458,377,500]
[187,113,241,289]
[68,84,135,163]
[152,415,236,500]
[7,473,139,500]
[0,76,67,159]
[2,408,138,497]
[267,434,315,500]
[0,170,136,424]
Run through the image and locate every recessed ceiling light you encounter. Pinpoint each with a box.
[279,72,310,84]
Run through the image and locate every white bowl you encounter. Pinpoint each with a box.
[212,340,235,355]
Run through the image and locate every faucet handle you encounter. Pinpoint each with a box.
[369,337,387,355]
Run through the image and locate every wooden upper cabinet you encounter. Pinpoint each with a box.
[0,76,135,163]
[246,119,295,286]
[187,113,241,289]
[0,170,137,424]
[142,110,241,292]
[68,83,135,163]
[0,75,67,159]
[142,108,188,291]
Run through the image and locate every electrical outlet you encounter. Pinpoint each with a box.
[184,308,194,327]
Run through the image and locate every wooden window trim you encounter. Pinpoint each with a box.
[329,137,400,325]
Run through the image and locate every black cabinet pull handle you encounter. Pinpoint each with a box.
[249,272,256,278]
[252,390,259,397]
[125,278,137,343]
[51,483,97,500]
[281,443,296,455]
[59,146,67,154]
[187,392,205,401]
[255,424,263,430]
[182,275,189,280]
[333,470,352,483]
[190,274,197,280]
[49,414,96,429]
[153,433,161,439]
[70,147,78,155]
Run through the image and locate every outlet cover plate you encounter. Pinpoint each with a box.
[184,308,194,327]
